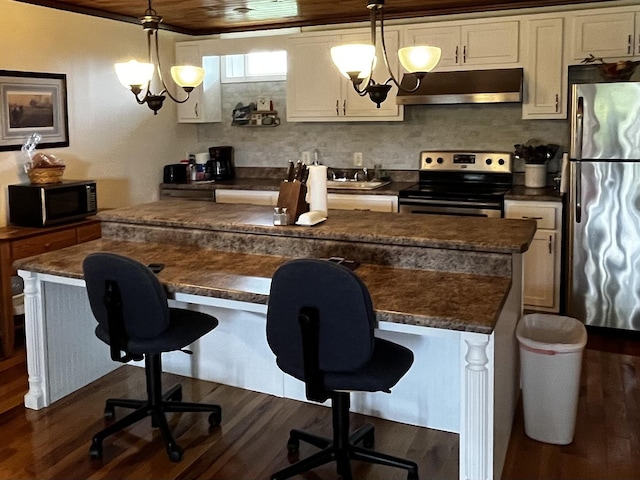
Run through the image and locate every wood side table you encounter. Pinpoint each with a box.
[0,218,101,359]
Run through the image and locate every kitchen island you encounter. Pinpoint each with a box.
[15,200,535,480]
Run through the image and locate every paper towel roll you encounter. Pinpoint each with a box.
[560,153,569,193]
[306,165,328,215]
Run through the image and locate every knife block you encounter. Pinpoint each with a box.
[277,181,309,222]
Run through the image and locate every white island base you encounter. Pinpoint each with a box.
[20,261,521,480]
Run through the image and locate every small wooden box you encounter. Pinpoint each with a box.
[277,181,309,222]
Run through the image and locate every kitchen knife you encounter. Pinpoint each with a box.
[292,161,302,182]
[285,161,294,182]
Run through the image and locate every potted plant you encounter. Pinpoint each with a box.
[514,142,559,188]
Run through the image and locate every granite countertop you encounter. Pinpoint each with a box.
[98,200,536,254]
[14,238,510,334]
[505,186,564,202]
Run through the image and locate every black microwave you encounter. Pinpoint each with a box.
[8,180,98,227]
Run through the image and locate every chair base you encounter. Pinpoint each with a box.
[89,354,221,462]
[271,392,418,480]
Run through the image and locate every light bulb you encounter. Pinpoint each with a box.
[330,44,376,80]
[398,46,442,73]
[171,65,205,88]
[114,60,154,89]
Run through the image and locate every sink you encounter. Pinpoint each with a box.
[326,180,390,190]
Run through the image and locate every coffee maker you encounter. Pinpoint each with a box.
[207,146,235,181]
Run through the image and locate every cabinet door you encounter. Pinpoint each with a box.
[286,35,343,119]
[571,12,636,60]
[215,189,278,206]
[523,230,556,308]
[175,44,222,123]
[522,17,566,119]
[327,194,397,212]
[342,29,402,118]
[461,21,520,66]
[404,25,461,68]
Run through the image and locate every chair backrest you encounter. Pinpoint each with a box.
[266,258,376,380]
[83,253,170,354]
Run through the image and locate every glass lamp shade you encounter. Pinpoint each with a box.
[331,44,376,80]
[398,46,442,73]
[170,65,205,88]
[115,60,154,88]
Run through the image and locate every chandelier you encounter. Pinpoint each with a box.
[331,0,441,108]
[114,0,205,115]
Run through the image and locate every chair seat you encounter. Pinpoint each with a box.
[277,337,414,393]
[96,308,217,355]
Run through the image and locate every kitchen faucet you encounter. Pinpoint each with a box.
[353,167,368,181]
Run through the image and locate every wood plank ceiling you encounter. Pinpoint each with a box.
[16,0,617,35]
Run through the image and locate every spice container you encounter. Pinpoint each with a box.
[273,207,289,226]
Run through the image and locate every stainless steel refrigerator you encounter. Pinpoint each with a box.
[568,81,640,331]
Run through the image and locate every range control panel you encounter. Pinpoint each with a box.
[420,151,512,173]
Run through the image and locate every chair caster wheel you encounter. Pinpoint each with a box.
[168,445,184,462]
[89,440,102,460]
[363,430,375,449]
[103,405,115,420]
[286,437,299,454]
[208,407,222,427]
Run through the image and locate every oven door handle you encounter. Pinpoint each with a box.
[399,197,501,208]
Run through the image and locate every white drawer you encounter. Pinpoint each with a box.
[505,204,556,229]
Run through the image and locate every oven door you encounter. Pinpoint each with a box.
[398,197,503,218]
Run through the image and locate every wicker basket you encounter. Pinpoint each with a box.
[28,166,65,184]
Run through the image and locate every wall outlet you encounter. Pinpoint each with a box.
[353,152,363,167]
[302,151,311,163]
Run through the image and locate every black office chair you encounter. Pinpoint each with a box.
[83,252,222,462]
[266,258,419,480]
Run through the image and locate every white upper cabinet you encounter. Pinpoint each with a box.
[522,17,566,119]
[286,28,403,122]
[403,20,520,70]
[175,43,222,123]
[570,9,640,61]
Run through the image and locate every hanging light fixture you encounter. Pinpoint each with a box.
[331,0,441,108]
[114,0,205,115]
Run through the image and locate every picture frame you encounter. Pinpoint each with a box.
[0,70,69,152]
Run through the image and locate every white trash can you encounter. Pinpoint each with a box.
[516,313,587,445]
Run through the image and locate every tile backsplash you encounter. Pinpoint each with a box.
[196,81,570,174]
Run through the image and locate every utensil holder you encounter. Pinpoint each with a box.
[524,164,547,188]
[277,181,309,222]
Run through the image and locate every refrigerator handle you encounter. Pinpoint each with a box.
[572,95,584,223]
[575,161,582,223]
[572,96,584,161]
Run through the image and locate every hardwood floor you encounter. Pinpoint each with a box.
[0,328,638,480]
[502,328,640,480]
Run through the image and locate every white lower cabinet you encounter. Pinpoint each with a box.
[505,200,562,312]
[327,193,398,212]
[215,189,398,213]
[215,189,279,206]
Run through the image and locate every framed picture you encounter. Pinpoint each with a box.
[0,70,69,152]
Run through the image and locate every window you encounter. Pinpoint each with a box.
[221,51,287,83]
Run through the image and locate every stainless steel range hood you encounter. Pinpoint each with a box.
[396,68,523,105]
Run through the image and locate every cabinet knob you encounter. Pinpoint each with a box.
[336,100,339,116]
[629,34,633,55]
[463,45,467,63]
[555,94,559,112]
[455,46,459,63]
[548,235,553,254]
